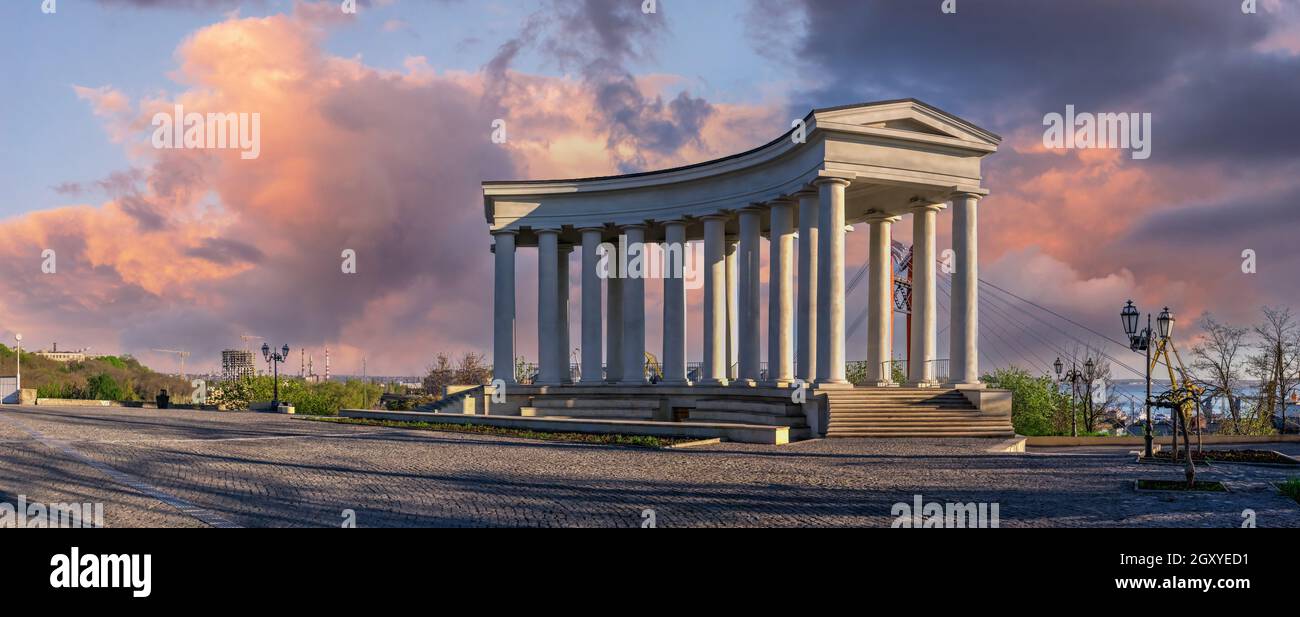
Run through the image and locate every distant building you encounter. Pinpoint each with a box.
[33,342,96,363]
[221,349,255,381]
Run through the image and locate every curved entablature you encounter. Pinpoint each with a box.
[483,98,1000,245]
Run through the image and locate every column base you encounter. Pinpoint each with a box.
[907,380,941,388]
[730,379,758,387]
[945,381,985,390]
[813,380,853,390]
[869,381,898,388]
[696,378,730,387]
[762,379,798,388]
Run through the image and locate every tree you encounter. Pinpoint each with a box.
[1190,313,1248,423]
[1246,306,1299,431]
[981,367,1065,436]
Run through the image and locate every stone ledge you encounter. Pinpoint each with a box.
[338,409,790,445]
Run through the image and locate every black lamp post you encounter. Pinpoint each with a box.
[1122,300,1169,458]
[262,342,290,408]
[1056,357,1085,437]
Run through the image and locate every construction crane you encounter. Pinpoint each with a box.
[152,349,191,380]
[239,334,262,353]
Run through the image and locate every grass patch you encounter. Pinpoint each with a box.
[1136,479,1228,492]
[1150,449,1298,465]
[303,416,695,448]
[1279,478,1300,504]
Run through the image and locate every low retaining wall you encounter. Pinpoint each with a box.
[1027,434,1300,447]
[35,398,116,407]
[339,409,789,444]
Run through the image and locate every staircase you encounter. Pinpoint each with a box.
[824,388,1014,438]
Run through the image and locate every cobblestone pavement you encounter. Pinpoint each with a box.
[2,405,1298,527]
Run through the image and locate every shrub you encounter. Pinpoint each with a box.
[982,367,1064,436]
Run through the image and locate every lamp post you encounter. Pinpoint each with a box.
[262,342,290,409]
[1055,357,1084,437]
[1084,357,1097,434]
[14,333,22,400]
[1122,300,1172,459]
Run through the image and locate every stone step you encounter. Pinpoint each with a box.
[830,415,1003,423]
[531,398,660,410]
[828,430,1015,438]
[693,399,802,416]
[831,404,978,411]
[687,411,807,427]
[828,422,1011,430]
[527,407,657,420]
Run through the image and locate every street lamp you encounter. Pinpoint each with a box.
[262,342,290,409]
[14,333,22,400]
[1057,357,1085,437]
[1157,306,1174,340]
[1122,300,1164,458]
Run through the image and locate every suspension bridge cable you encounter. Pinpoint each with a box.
[976,281,1145,378]
[938,274,1044,374]
[980,278,1135,349]
[946,275,1057,374]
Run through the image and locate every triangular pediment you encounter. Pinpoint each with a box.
[813,99,1001,146]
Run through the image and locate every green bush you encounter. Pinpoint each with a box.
[982,367,1064,436]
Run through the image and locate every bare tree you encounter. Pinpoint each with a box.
[1190,313,1248,423]
[1247,307,1300,431]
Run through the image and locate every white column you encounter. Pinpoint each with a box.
[908,203,943,387]
[725,237,739,380]
[737,206,763,385]
[580,228,604,384]
[815,177,851,385]
[662,220,688,384]
[557,245,573,383]
[701,215,729,385]
[620,224,647,385]
[866,214,900,385]
[795,189,818,383]
[767,199,795,385]
[606,241,623,384]
[492,231,517,384]
[536,229,561,385]
[950,192,982,386]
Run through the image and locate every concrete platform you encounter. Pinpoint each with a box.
[338,409,792,444]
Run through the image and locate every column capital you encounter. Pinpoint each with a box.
[864,211,902,224]
[661,218,690,229]
[617,222,648,231]
[491,229,519,236]
[701,213,731,222]
[792,186,819,199]
[767,196,797,209]
[813,175,853,188]
[949,188,989,201]
[739,203,768,214]
[908,201,946,213]
[575,225,605,234]
[534,227,561,236]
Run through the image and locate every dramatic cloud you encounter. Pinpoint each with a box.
[744,0,1300,364]
[1,2,783,375]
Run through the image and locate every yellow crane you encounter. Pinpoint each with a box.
[152,349,191,381]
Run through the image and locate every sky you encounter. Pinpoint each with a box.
[1,0,1298,378]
